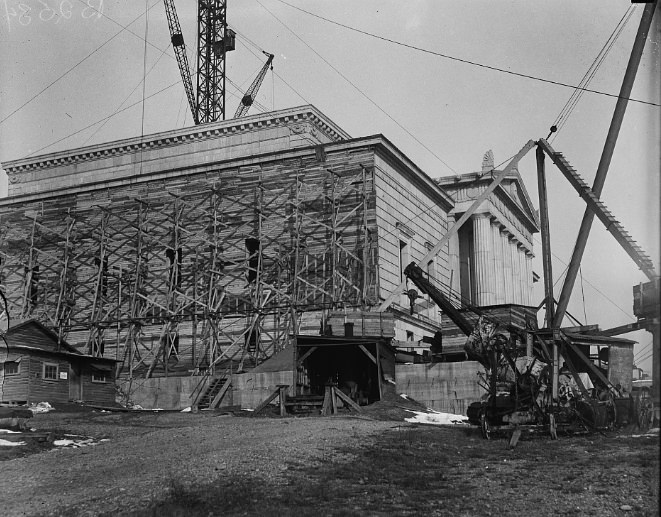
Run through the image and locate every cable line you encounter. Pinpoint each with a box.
[0,0,163,127]
[231,27,313,106]
[634,340,653,360]
[549,6,637,140]
[24,80,183,158]
[273,0,659,108]
[84,44,173,146]
[254,0,458,175]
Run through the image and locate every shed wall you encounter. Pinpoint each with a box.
[26,354,70,404]
[0,358,30,403]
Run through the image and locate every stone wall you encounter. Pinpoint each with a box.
[119,376,203,410]
[395,361,486,415]
[231,370,294,410]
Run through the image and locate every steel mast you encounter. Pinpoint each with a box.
[196,0,235,123]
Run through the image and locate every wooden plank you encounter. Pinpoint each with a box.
[331,387,337,414]
[559,342,591,400]
[376,341,383,400]
[321,386,332,416]
[252,387,281,415]
[358,345,377,365]
[564,338,613,389]
[278,385,287,417]
[508,428,521,449]
[209,378,232,409]
[296,346,318,366]
[332,386,362,413]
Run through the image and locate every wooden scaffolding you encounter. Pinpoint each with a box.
[0,160,376,384]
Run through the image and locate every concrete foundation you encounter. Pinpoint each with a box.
[396,361,486,415]
[608,344,634,392]
[118,376,203,410]
[119,370,295,411]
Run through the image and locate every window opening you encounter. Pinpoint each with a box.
[94,256,109,296]
[399,240,409,282]
[26,265,40,307]
[4,361,20,375]
[92,371,109,383]
[245,238,260,283]
[166,248,183,288]
[43,363,58,380]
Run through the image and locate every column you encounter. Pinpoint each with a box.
[510,240,521,304]
[472,214,495,306]
[501,232,513,304]
[525,253,534,306]
[518,246,528,306]
[492,222,505,304]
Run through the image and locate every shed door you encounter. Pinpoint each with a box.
[69,364,82,401]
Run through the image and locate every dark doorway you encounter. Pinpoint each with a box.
[301,344,379,405]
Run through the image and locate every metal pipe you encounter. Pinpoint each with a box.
[554,3,657,328]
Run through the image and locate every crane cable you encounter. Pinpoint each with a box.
[272,0,658,108]
[0,0,163,128]
[549,5,637,141]
[83,44,172,146]
[254,0,459,175]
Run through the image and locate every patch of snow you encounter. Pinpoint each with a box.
[0,439,26,447]
[404,409,469,426]
[181,407,191,413]
[400,394,410,400]
[54,438,98,447]
[53,439,76,447]
[0,429,21,434]
[29,402,54,414]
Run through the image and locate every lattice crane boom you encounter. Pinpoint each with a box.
[197,0,235,123]
[234,52,274,118]
[163,0,198,125]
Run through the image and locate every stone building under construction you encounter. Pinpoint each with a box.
[0,106,540,409]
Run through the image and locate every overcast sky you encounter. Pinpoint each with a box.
[0,1,659,372]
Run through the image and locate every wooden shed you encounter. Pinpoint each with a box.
[0,320,117,406]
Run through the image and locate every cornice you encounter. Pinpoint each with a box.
[2,105,349,175]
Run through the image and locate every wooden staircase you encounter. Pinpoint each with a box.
[195,376,231,410]
[539,139,657,281]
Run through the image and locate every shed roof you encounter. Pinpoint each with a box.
[5,319,81,354]
[1,319,117,362]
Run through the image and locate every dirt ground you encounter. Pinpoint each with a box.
[0,402,658,517]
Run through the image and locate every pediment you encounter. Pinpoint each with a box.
[498,171,539,227]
